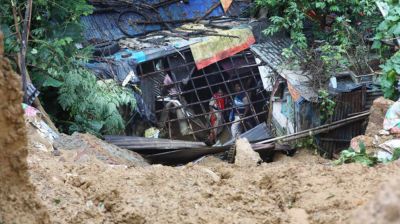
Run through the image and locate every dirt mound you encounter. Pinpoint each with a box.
[0,32,49,223]
[352,163,400,224]
[27,145,400,224]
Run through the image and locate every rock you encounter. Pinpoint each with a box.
[351,97,396,154]
[234,138,262,167]
[365,97,394,136]
[200,168,221,183]
[350,135,375,154]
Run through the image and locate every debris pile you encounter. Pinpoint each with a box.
[3,1,400,224]
[26,142,400,224]
[350,97,399,158]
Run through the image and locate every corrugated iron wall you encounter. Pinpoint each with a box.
[318,88,367,158]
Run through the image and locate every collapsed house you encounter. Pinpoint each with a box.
[82,0,271,144]
[251,38,383,158]
[79,0,383,161]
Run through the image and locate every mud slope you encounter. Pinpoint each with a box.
[352,174,400,224]
[0,31,49,224]
[28,145,400,224]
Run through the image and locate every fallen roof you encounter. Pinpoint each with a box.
[104,135,206,154]
[144,143,276,165]
[84,19,255,85]
[223,122,272,146]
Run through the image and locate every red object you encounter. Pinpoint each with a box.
[213,92,225,110]
[195,35,255,70]
[210,92,226,128]
[307,10,318,19]
[210,113,218,127]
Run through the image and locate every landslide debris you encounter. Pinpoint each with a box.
[0,31,50,224]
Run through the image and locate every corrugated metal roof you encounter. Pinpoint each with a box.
[223,122,272,146]
[250,36,294,71]
[81,0,249,41]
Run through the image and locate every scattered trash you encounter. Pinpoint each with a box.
[376,149,393,161]
[379,139,400,154]
[144,127,160,138]
[383,99,400,136]
[24,103,59,152]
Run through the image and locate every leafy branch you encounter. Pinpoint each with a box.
[1,0,137,136]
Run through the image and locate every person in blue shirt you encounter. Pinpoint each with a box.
[230,83,249,139]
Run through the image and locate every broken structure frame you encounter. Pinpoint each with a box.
[136,49,270,140]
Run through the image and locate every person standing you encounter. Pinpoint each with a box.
[159,73,190,136]
[230,83,249,139]
[207,88,226,144]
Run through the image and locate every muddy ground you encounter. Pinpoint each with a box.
[27,138,400,224]
[2,35,399,223]
[0,32,49,224]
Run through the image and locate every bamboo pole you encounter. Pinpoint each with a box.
[258,112,370,144]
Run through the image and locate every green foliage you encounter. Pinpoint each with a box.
[334,141,378,167]
[1,0,137,135]
[373,1,400,49]
[391,148,400,161]
[256,0,377,90]
[318,90,336,121]
[296,136,318,154]
[380,52,400,99]
[53,198,61,205]
[336,143,400,166]
[58,69,136,136]
[255,0,377,49]
[319,43,349,75]
[373,1,400,100]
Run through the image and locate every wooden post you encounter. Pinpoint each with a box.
[20,0,33,103]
